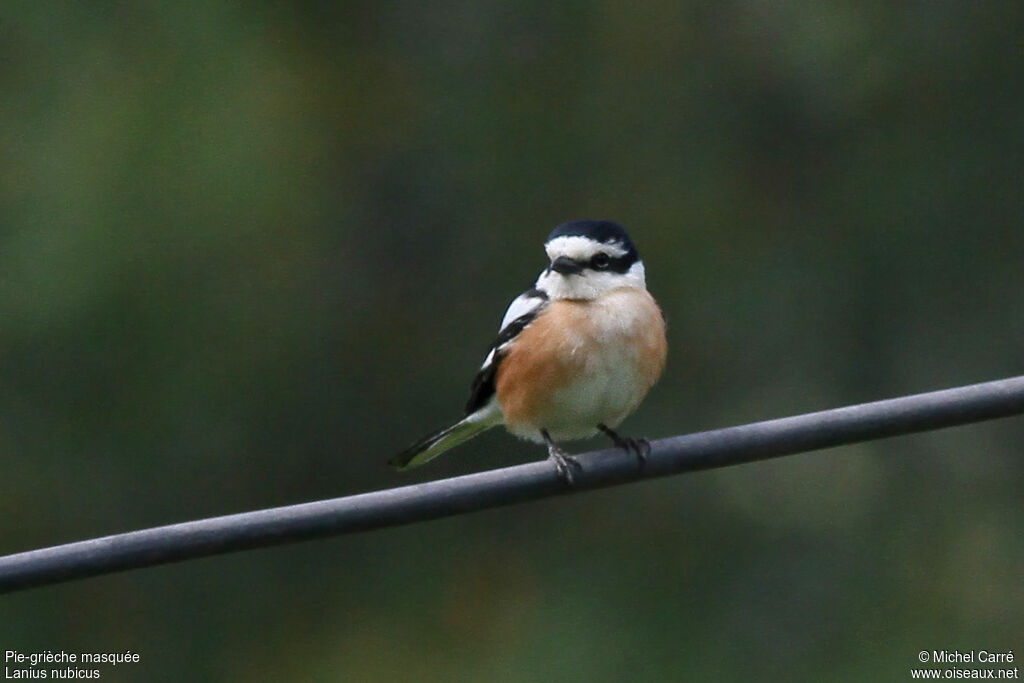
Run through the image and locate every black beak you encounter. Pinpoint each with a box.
[550,256,584,275]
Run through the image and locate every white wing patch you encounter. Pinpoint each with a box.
[500,290,548,331]
[478,289,548,369]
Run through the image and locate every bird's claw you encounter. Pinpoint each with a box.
[547,447,583,486]
[621,436,651,467]
[597,424,651,470]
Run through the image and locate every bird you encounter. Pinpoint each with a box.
[389,219,667,482]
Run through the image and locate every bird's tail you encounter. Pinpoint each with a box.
[389,413,497,470]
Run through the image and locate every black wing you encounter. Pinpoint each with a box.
[464,288,548,414]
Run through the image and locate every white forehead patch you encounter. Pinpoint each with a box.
[545,235,629,262]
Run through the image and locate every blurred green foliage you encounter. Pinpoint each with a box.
[1,2,1021,681]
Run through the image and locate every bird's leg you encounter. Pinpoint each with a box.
[597,423,651,468]
[541,429,582,485]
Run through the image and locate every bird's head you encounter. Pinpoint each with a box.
[536,220,646,300]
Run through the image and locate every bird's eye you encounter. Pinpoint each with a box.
[591,253,611,270]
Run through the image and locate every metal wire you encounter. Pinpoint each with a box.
[2,375,1023,594]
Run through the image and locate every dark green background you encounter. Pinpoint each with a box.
[2,3,1021,681]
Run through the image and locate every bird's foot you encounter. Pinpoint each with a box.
[542,429,582,486]
[597,424,651,469]
[547,447,582,486]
